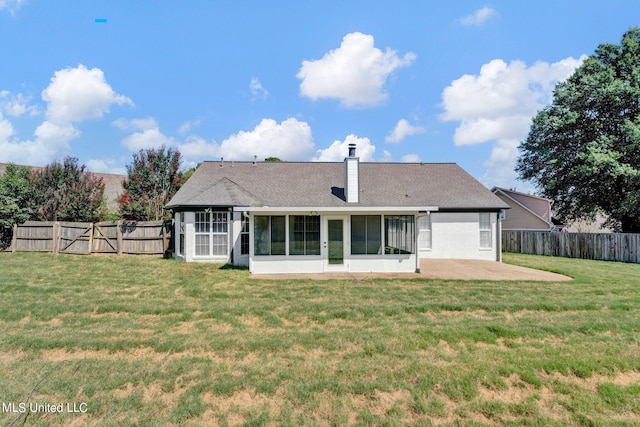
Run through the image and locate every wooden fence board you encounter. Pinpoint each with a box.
[14,221,56,252]
[11,220,171,256]
[502,231,640,263]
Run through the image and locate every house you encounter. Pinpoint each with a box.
[166,145,510,274]
[491,187,554,231]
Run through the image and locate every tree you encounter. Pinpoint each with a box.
[30,157,106,222]
[264,157,282,162]
[181,162,201,184]
[119,146,182,221]
[517,27,640,233]
[0,164,33,247]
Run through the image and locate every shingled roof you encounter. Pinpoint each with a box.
[166,161,509,211]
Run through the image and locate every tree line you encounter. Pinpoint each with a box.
[0,146,184,248]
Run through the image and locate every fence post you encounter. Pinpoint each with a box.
[117,220,123,256]
[88,222,94,254]
[162,220,170,256]
[53,222,60,254]
[11,223,17,252]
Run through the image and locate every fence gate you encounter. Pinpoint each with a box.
[58,222,93,254]
[92,222,119,254]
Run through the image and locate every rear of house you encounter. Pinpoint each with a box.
[166,147,509,274]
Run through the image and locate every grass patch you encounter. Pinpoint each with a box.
[0,252,639,425]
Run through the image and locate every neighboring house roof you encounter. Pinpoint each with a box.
[167,161,509,211]
[560,213,614,233]
[492,187,552,230]
[0,162,125,211]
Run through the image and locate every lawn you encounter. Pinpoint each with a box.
[0,252,639,426]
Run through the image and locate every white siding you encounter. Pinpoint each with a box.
[231,211,249,266]
[420,212,498,261]
[183,211,195,262]
[345,157,359,203]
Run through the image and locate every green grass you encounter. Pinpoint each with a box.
[0,252,639,425]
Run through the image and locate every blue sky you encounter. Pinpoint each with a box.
[1,1,639,191]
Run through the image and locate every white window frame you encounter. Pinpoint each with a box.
[418,214,432,250]
[479,212,492,249]
[289,215,321,256]
[254,215,286,256]
[240,213,249,256]
[194,211,228,257]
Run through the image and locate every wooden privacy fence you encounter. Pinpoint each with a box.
[502,230,640,263]
[11,220,171,255]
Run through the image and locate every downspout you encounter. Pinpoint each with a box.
[496,211,502,262]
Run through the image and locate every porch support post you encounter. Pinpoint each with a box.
[496,212,502,262]
[415,213,421,273]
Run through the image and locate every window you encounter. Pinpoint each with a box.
[385,215,415,254]
[194,212,210,256]
[479,212,492,249]
[194,211,228,257]
[290,215,320,255]
[254,216,285,255]
[351,215,382,255]
[418,214,431,250]
[240,214,249,256]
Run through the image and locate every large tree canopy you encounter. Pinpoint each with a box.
[119,146,182,221]
[517,28,640,233]
[0,164,33,247]
[30,157,106,222]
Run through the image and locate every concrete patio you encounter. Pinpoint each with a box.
[251,259,572,281]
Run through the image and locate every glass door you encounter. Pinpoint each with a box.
[324,217,346,271]
[327,219,344,264]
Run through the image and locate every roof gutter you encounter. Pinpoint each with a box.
[232,206,439,212]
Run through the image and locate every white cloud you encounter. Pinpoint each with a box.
[116,116,175,152]
[480,138,525,189]
[385,118,425,143]
[177,135,218,160]
[0,112,15,141]
[441,55,586,188]
[297,32,416,108]
[177,118,201,134]
[459,6,498,26]
[121,127,174,151]
[0,119,78,165]
[217,118,314,161]
[0,65,131,166]
[113,116,158,131]
[313,134,376,162]
[0,90,39,117]
[33,120,80,143]
[0,0,25,13]
[401,153,421,163]
[42,64,132,124]
[441,57,585,144]
[249,78,269,101]
[0,112,81,165]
